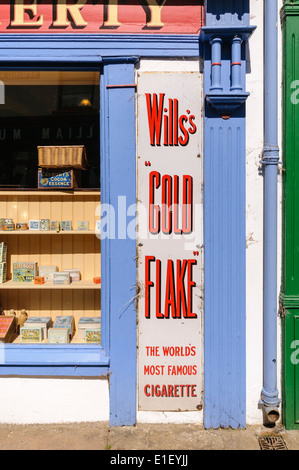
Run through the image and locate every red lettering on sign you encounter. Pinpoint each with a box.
[144,383,197,397]
[144,256,197,319]
[156,258,163,318]
[149,170,160,234]
[146,93,164,146]
[146,94,197,147]
[149,171,193,234]
[145,255,155,319]
[161,174,172,234]
[164,259,176,318]
[176,259,187,318]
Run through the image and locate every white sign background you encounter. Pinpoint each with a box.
[137,72,203,411]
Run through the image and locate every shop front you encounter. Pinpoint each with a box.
[0,0,256,429]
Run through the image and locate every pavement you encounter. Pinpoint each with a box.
[0,421,299,452]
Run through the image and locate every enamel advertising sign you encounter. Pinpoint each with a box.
[137,72,203,411]
[0,0,204,34]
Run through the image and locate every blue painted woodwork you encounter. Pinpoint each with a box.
[201,0,255,429]
[203,103,246,428]
[0,3,256,428]
[210,37,223,91]
[0,33,200,426]
[102,57,138,426]
[205,0,250,27]
[0,34,200,61]
[231,37,243,92]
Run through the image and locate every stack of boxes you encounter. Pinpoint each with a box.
[0,242,7,283]
[20,316,52,343]
[37,145,88,189]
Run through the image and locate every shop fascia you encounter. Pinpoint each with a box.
[5,0,166,29]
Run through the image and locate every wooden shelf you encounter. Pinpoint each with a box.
[0,280,101,289]
[12,332,97,344]
[0,190,100,196]
[0,187,101,320]
[0,230,100,235]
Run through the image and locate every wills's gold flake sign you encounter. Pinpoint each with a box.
[137,73,203,411]
[0,0,203,34]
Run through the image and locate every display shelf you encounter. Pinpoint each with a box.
[0,188,101,324]
[0,190,101,196]
[12,332,97,344]
[0,280,101,289]
[0,230,100,235]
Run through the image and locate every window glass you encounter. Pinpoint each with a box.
[0,71,100,188]
[0,71,101,347]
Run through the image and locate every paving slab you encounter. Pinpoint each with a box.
[0,422,297,451]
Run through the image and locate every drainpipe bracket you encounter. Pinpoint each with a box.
[260,388,281,409]
[261,146,281,165]
[260,160,282,166]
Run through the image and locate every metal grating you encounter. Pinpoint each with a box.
[258,435,288,450]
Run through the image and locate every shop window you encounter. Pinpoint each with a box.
[0,71,100,189]
[0,70,102,346]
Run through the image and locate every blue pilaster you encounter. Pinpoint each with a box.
[102,57,139,426]
[200,0,255,428]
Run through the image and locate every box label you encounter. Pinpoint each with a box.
[38,169,74,188]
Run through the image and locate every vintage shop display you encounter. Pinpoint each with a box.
[38,168,81,189]
[13,262,38,282]
[0,316,16,343]
[40,219,50,231]
[38,266,58,282]
[0,142,100,346]
[78,316,101,340]
[0,242,7,262]
[0,313,103,343]
[77,221,89,231]
[53,316,75,339]
[20,326,42,343]
[16,223,29,230]
[17,309,28,333]
[23,316,52,339]
[63,269,80,282]
[0,218,95,233]
[3,223,15,230]
[37,145,88,189]
[53,272,70,285]
[37,145,88,170]
[29,220,40,230]
[0,242,7,283]
[48,327,70,344]
[50,221,60,231]
[61,221,72,231]
[0,263,7,283]
[85,329,101,343]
